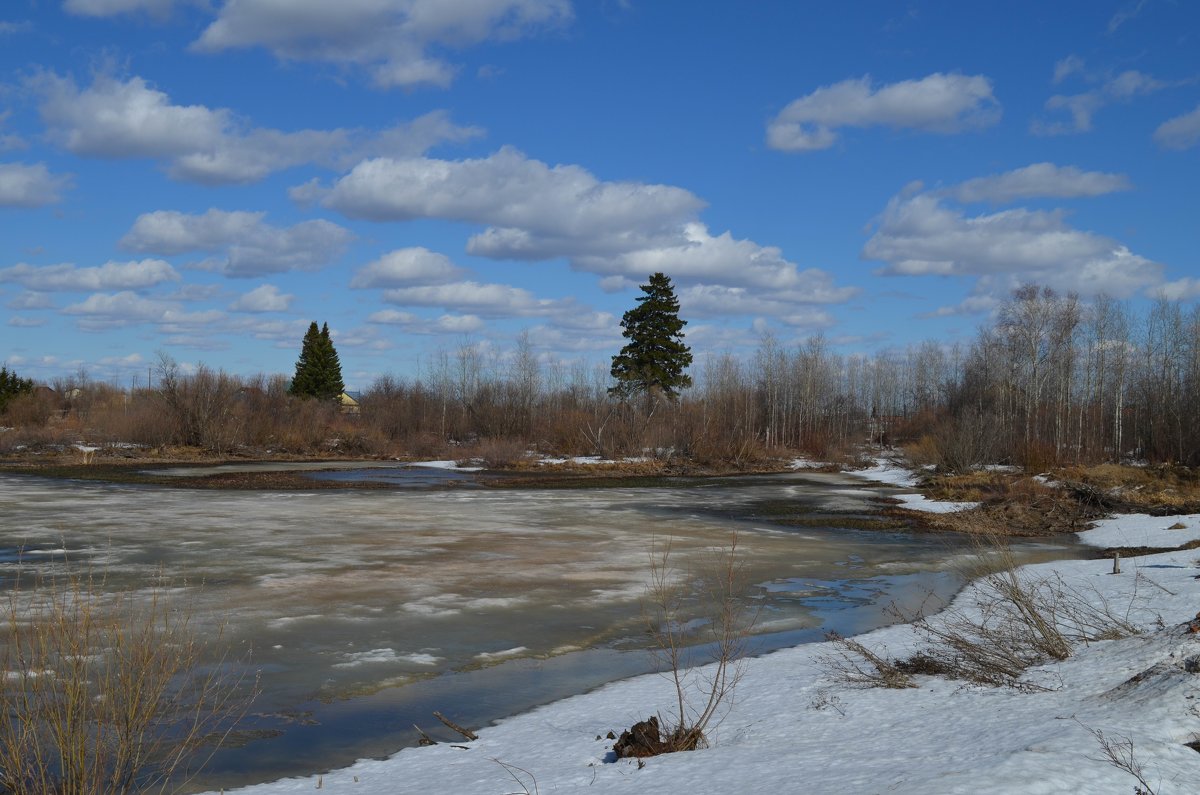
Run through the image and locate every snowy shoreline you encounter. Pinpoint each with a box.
[207,465,1200,795]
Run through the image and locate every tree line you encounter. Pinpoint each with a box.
[2,281,1198,469]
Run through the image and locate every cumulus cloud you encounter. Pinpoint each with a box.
[0,259,179,291]
[6,291,55,310]
[945,163,1132,204]
[863,192,1163,300]
[380,280,574,318]
[570,222,859,301]
[1154,104,1200,150]
[192,0,573,89]
[1033,69,1169,135]
[350,247,465,288]
[766,73,1000,152]
[324,146,702,252]
[62,290,225,331]
[367,308,485,334]
[120,209,354,276]
[229,284,293,312]
[33,73,481,184]
[319,147,855,318]
[678,284,837,328]
[0,162,72,207]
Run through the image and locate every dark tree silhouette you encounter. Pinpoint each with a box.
[289,322,345,400]
[610,273,693,400]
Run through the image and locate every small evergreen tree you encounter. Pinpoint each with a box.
[289,322,345,400]
[0,365,34,414]
[610,272,693,400]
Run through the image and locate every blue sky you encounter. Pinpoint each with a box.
[1,0,1197,389]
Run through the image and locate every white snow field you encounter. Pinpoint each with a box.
[205,476,1200,795]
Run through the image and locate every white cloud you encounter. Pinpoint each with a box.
[946,163,1132,204]
[1154,104,1200,150]
[571,222,859,301]
[678,284,836,328]
[0,162,72,207]
[1154,278,1200,301]
[0,259,179,291]
[192,0,573,89]
[0,21,33,35]
[6,291,55,310]
[319,147,855,316]
[1108,0,1148,33]
[8,316,46,328]
[1053,55,1086,85]
[863,192,1163,299]
[766,73,1000,152]
[367,308,485,334]
[381,280,573,318]
[63,0,192,17]
[33,73,481,184]
[350,247,464,288]
[62,290,225,331]
[120,209,354,276]
[1033,69,1168,135]
[324,146,702,254]
[229,284,293,312]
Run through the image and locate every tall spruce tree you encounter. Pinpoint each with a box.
[609,272,693,399]
[289,321,345,400]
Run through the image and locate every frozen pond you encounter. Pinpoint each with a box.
[0,469,1076,790]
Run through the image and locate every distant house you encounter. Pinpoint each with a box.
[339,390,362,414]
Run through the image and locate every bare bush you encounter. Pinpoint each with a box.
[615,533,756,757]
[823,632,916,689]
[901,535,1141,687]
[0,567,254,794]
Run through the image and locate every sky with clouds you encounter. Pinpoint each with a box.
[0,1,1197,388]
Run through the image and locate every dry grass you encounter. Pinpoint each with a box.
[0,567,254,794]
[1056,463,1200,513]
[828,533,1143,691]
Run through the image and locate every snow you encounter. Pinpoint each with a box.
[1078,513,1200,550]
[411,459,484,472]
[848,458,981,513]
[205,467,1200,795]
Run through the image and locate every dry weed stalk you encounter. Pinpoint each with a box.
[0,567,254,794]
[634,532,757,755]
[1082,722,1158,795]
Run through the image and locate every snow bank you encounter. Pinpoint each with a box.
[206,509,1200,794]
[1078,513,1200,550]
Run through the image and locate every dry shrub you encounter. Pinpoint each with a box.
[616,533,757,758]
[823,632,916,689]
[903,535,1140,687]
[0,567,254,794]
[460,437,528,469]
[829,534,1142,690]
[2,391,58,428]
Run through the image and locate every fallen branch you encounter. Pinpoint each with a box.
[434,711,478,741]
